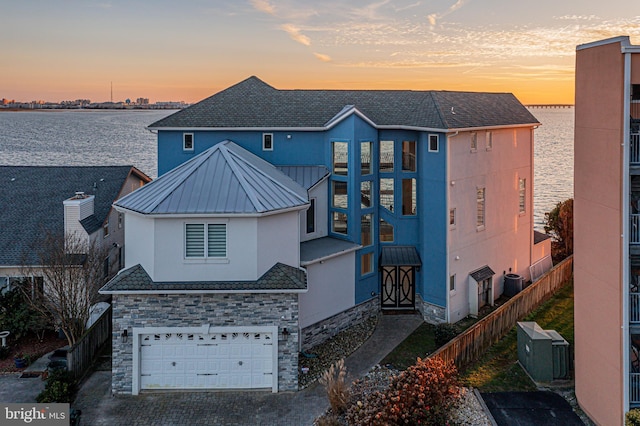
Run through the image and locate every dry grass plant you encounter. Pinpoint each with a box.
[319,358,350,415]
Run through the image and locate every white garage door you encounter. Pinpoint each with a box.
[139,330,275,390]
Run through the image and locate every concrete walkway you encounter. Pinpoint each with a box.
[72,314,424,425]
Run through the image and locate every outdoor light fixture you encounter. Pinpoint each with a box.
[282,327,290,340]
[121,329,128,343]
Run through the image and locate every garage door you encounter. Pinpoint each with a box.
[139,330,274,390]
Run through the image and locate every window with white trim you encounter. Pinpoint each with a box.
[486,131,493,150]
[183,133,194,151]
[449,208,456,228]
[449,274,456,292]
[471,132,477,152]
[306,199,316,234]
[476,187,485,230]
[262,133,273,151]
[429,134,439,152]
[519,178,526,214]
[185,223,227,258]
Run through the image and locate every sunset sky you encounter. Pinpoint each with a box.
[1,0,639,104]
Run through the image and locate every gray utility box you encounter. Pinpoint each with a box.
[517,321,570,382]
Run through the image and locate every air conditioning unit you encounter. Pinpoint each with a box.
[517,322,570,382]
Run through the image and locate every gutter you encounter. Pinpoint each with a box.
[300,244,363,267]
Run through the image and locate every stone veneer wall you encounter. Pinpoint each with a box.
[416,294,446,324]
[301,297,379,351]
[111,292,299,394]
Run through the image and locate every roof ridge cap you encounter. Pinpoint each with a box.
[226,146,308,204]
[219,142,266,212]
[429,92,449,129]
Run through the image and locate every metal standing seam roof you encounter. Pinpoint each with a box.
[379,246,422,267]
[148,76,539,130]
[300,237,362,265]
[276,166,330,190]
[115,141,309,215]
[99,263,307,293]
[0,166,149,266]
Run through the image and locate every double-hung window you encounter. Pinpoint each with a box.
[185,223,227,258]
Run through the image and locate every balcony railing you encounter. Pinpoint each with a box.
[632,292,640,323]
[632,132,640,165]
[632,373,640,404]
[632,215,640,243]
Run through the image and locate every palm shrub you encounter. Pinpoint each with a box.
[346,357,460,425]
[627,409,640,426]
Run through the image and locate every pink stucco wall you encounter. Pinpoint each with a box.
[574,39,626,426]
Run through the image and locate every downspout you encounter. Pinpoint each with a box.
[445,131,458,322]
[623,50,632,418]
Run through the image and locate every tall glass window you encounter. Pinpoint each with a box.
[519,178,526,214]
[361,253,373,275]
[361,181,371,208]
[361,214,372,246]
[477,187,486,229]
[361,141,372,175]
[380,140,394,173]
[380,178,394,212]
[333,212,348,235]
[380,218,394,242]
[332,181,348,209]
[402,178,416,215]
[333,142,348,176]
[402,141,416,171]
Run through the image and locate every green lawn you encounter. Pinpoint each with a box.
[382,279,575,392]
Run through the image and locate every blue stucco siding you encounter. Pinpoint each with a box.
[158,130,327,175]
[416,131,447,307]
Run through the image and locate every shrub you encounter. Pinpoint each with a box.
[319,359,349,415]
[346,357,460,426]
[36,369,76,403]
[627,409,640,426]
[0,286,48,341]
[434,323,458,347]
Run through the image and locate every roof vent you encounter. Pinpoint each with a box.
[72,191,88,199]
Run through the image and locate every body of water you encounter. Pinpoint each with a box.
[0,107,573,228]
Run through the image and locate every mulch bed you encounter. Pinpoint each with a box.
[0,331,66,373]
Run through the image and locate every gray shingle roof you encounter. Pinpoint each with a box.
[99,263,307,293]
[148,76,539,130]
[0,166,149,266]
[470,266,496,282]
[115,141,309,215]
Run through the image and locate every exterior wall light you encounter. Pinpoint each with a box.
[121,329,128,343]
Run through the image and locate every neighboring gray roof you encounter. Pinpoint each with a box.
[470,266,496,282]
[99,263,307,293]
[380,246,422,267]
[300,237,361,265]
[276,166,330,190]
[0,166,148,266]
[534,230,551,244]
[149,76,539,130]
[115,141,309,215]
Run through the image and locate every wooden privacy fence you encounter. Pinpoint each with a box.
[430,256,573,370]
[65,305,112,379]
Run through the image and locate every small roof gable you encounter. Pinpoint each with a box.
[0,166,146,266]
[148,76,539,131]
[276,166,329,190]
[99,263,307,293]
[470,266,496,282]
[116,141,309,215]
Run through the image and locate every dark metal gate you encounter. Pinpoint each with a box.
[381,266,415,309]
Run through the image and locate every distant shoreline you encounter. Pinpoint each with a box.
[0,108,179,112]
